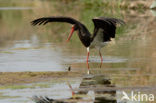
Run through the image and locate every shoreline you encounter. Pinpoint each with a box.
[0,71,81,86]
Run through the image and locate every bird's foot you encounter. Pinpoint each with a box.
[87,70,90,74]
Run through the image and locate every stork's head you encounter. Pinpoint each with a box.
[66,25,78,42]
[66,24,91,47]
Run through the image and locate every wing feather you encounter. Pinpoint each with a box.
[92,17,125,42]
[31,16,80,26]
[32,96,64,103]
[31,16,91,47]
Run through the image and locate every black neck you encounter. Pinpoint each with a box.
[77,24,91,47]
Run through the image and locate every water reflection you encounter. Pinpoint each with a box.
[33,75,117,103]
[32,74,156,103]
[0,78,81,103]
[64,56,127,64]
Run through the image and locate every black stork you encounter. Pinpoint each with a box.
[31,16,125,74]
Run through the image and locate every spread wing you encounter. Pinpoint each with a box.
[92,17,125,42]
[31,16,80,26]
[31,16,91,47]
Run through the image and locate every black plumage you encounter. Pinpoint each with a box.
[31,16,124,47]
[31,16,125,73]
[92,17,125,42]
[32,96,65,103]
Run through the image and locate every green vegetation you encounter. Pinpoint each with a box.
[0,0,149,49]
[0,0,133,48]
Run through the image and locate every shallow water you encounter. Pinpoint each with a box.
[0,78,81,103]
[0,0,156,103]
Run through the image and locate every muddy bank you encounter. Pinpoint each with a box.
[0,72,81,85]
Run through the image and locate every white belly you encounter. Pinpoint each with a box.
[89,28,109,49]
[89,28,114,49]
[89,41,109,49]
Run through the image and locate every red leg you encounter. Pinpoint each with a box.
[99,50,103,68]
[67,81,75,97]
[87,47,90,74]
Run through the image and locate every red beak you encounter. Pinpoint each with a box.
[66,26,75,42]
